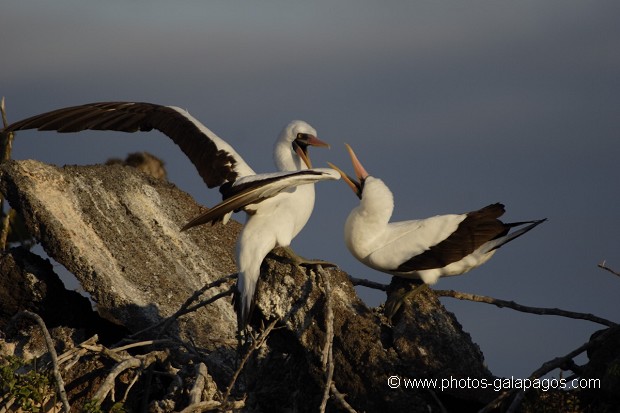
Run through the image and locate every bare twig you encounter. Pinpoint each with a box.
[0,395,16,412]
[112,339,175,353]
[10,311,71,413]
[177,399,245,413]
[223,318,278,402]
[91,358,141,404]
[121,274,236,341]
[91,351,167,407]
[57,335,99,366]
[0,97,13,160]
[188,363,208,405]
[181,287,235,316]
[435,289,616,327]
[318,266,335,413]
[598,260,620,278]
[121,372,141,404]
[154,278,235,337]
[481,325,618,413]
[348,275,388,291]
[80,343,126,363]
[330,384,358,413]
[0,97,16,250]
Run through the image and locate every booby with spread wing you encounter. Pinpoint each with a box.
[329,144,545,315]
[4,102,339,327]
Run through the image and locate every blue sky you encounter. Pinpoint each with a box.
[3,1,619,379]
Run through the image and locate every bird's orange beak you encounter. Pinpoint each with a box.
[294,135,330,169]
[344,143,369,182]
[327,143,368,198]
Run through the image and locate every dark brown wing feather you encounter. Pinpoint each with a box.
[181,169,334,230]
[5,102,238,188]
[396,203,508,272]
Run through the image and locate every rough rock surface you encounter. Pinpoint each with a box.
[0,159,239,347]
[0,159,497,412]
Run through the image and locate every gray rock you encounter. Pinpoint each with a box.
[0,159,496,411]
[0,159,238,349]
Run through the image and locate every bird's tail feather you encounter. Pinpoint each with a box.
[234,271,258,330]
[489,218,547,252]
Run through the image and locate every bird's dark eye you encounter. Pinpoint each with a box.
[294,133,309,149]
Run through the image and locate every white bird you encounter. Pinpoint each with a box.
[5,102,339,327]
[329,144,545,315]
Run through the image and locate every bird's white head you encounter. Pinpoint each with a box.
[274,120,329,171]
[331,144,395,251]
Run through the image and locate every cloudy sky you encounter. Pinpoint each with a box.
[3,1,619,379]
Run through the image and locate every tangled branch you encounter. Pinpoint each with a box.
[90,351,168,408]
[481,325,618,413]
[222,318,278,403]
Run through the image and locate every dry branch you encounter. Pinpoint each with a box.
[330,384,358,413]
[435,289,616,327]
[598,260,620,278]
[177,399,245,413]
[0,97,15,250]
[481,325,619,413]
[57,335,99,366]
[10,310,71,413]
[112,339,175,353]
[348,275,388,291]
[188,363,208,405]
[222,318,278,402]
[91,351,168,407]
[318,266,335,413]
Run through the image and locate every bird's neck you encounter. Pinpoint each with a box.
[346,176,392,232]
[344,177,394,260]
[358,177,394,222]
[274,141,305,172]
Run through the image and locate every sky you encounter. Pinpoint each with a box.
[2,1,619,380]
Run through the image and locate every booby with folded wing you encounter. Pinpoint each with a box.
[329,144,545,285]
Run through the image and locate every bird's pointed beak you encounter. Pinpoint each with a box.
[327,161,360,196]
[344,143,369,182]
[294,134,330,169]
[305,135,330,149]
[294,142,313,168]
[328,144,368,199]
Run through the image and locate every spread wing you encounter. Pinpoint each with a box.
[4,102,255,187]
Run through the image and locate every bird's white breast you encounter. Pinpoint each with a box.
[247,182,316,248]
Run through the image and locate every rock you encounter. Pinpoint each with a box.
[0,159,496,411]
[252,256,496,412]
[0,247,127,343]
[0,159,239,349]
[580,326,620,409]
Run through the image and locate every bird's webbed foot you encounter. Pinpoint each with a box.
[269,246,337,268]
[384,282,429,321]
